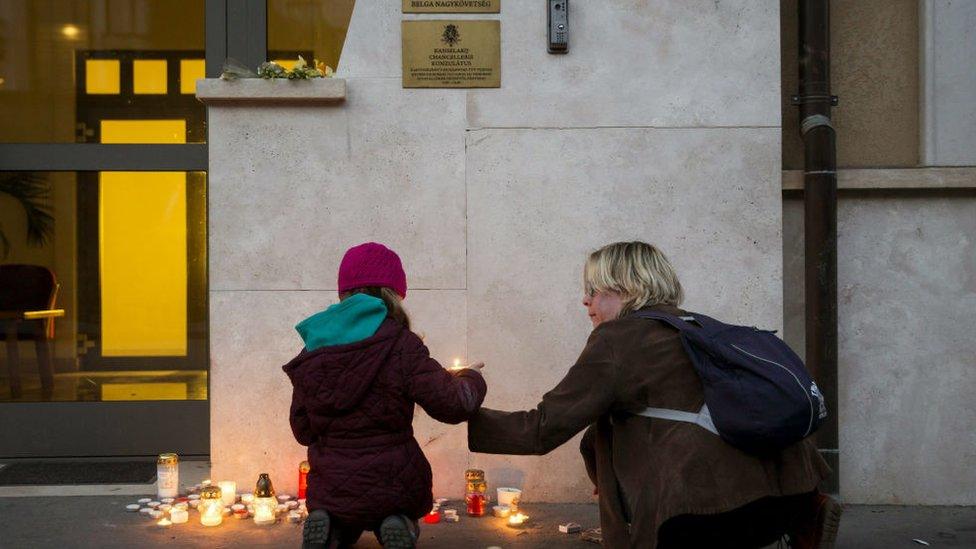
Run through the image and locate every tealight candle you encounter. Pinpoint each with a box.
[138,498,151,504]
[240,493,254,505]
[157,518,172,527]
[423,509,440,524]
[170,508,189,524]
[126,504,140,512]
[217,481,237,506]
[507,513,528,529]
[491,505,510,518]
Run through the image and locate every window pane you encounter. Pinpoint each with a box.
[0,0,206,143]
[0,171,207,402]
[268,0,356,72]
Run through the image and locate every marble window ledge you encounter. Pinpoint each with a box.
[195,78,347,105]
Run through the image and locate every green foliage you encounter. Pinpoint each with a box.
[222,55,334,81]
[0,172,54,260]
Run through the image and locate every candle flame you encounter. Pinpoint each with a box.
[453,358,461,369]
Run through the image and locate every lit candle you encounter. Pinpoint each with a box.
[199,485,223,527]
[217,481,237,506]
[507,513,528,528]
[423,509,441,524]
[157,518,172,527]
[452,358,462,370]
[253,473,277,526]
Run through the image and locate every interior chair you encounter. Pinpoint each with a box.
[0,264,62,400]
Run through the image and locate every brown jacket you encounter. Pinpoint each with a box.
[468,305,830,548]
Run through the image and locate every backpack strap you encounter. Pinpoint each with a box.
[630,310,720,436]
[635,404,719,436]
[630,310,693,329]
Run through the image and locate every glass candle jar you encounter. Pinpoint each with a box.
[298,461,310,500]
[464,469,487,517]
[156,453,179,499]
[199,485,224,527]
[217,480,237,506]
[253,473,277,525]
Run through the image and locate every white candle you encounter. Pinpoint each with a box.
[170,508,189,524]
[217,481,237,506]
[253,497,277,525]
[157,518,172,527]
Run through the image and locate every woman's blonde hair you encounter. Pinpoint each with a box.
[339,286,411,330]
[584,241,683,317]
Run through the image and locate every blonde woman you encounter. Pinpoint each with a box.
[467,241,838,548]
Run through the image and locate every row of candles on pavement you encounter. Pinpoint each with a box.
[136,453,310,527]
[154,455,529,529]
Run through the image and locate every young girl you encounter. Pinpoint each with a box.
[283,242,486,549]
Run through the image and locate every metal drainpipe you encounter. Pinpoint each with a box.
[793,0,839,494]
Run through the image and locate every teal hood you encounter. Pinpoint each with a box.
[295,293,388,351]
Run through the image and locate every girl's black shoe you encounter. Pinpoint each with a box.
[378,515,418,549]
[302,509,331,549]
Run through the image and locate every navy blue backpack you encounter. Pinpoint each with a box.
[630,310,827,454]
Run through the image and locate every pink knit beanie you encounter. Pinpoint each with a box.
[337,242,407,298]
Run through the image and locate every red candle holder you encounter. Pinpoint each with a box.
[423,509,441,524]
[298,461,310,500]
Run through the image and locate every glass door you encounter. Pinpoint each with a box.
[0,0,213,457]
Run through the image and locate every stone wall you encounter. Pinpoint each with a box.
[207,0,784,501]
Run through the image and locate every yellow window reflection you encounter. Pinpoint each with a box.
[133,60,168,94]
[100,120,186,144]
[85,60,120,94]
[180,59,206,94]
[99,171,187,357]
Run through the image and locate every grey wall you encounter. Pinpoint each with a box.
[206,0,784,501]
[783,191,976,505]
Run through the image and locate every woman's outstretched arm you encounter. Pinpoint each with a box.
[467,327,616,455]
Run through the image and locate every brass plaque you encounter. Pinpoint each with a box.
[403,0,500,13]
[402,20,500,88]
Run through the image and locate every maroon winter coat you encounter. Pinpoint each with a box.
[283,319,487,529]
